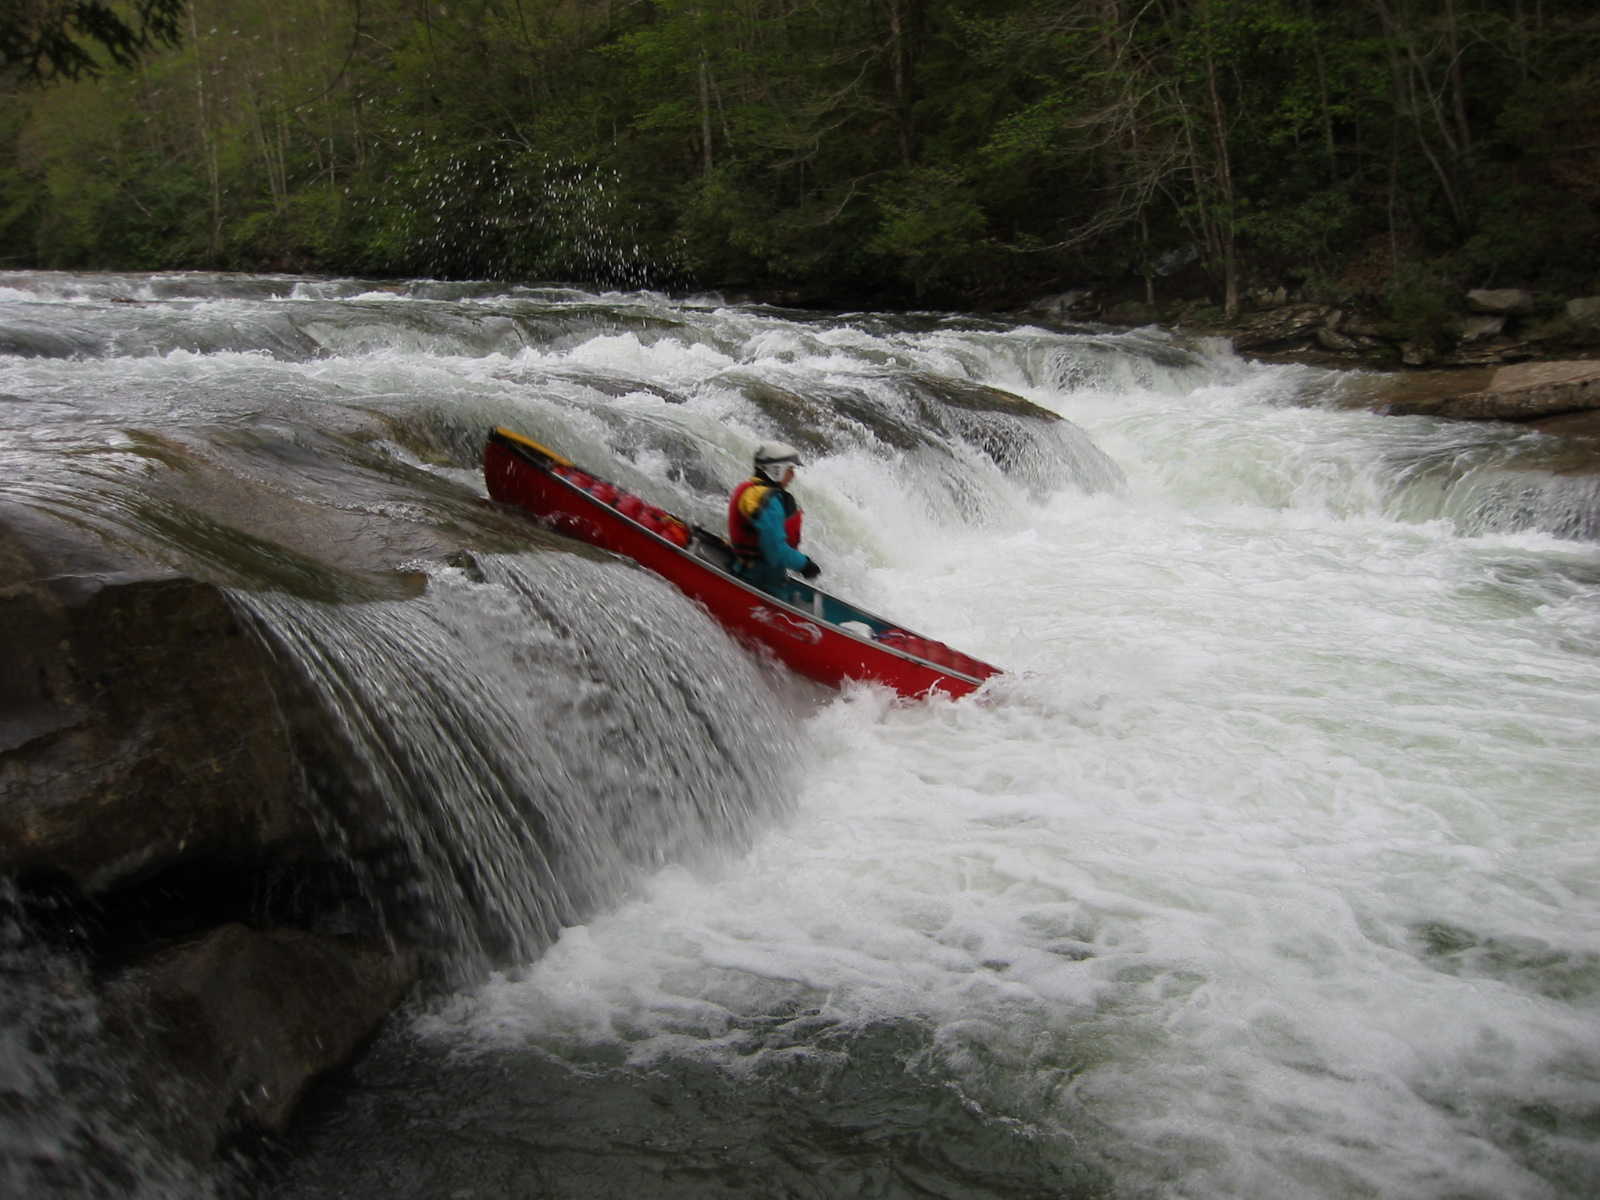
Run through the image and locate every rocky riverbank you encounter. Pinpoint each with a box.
[1022,285,1600,466]
[1029,284,1600,371]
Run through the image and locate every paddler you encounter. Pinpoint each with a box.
[728,441,822,599]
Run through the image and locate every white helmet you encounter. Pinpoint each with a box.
[753,441,804,478]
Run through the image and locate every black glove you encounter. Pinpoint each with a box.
[800,558,821,580]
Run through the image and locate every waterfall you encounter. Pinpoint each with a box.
[232,553,799,979]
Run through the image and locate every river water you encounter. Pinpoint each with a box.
[2,272,1597,1199]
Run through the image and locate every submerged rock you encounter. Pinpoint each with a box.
[100,924,416,1164]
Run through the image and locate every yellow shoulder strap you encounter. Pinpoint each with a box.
[737,480,772,521]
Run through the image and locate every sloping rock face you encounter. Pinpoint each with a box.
[1383,361,1600,422]
[2,413,601,1189]
[0,508,318,892]
[0,502,419,1187]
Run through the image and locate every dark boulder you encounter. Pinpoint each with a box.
[100,924,416,1164]
[0,503,321,893]
[1,500,422,1178]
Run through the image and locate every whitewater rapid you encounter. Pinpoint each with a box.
[2,273,1596,1198]
[407,310,1599,1196]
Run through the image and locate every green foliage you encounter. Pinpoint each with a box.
[1,0,185,82]
[867,167,988,300]
[672,167,775,285]
[361,136,661,285]
[29,149,209,268]
[10,66,209,266]
[1235,190,1362,281]
[227,188,343,269]
[1460,183,1599,293]
[1385,265,1456,347]
[1457,63,1600,291]
[0,0,1597,311]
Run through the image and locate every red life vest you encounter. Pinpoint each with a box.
[728,478,802,561]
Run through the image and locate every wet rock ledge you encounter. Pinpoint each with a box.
[1380,360,1600,437]
[0,501,418,1181]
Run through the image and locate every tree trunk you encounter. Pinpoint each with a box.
[883,0,921,167]
[1307,0,1338,178]
[188,7,223,258]
[1371,0,1471,233]
[1442,0,1474,159]
[698,49,714,175]
[1201,36,1239,318]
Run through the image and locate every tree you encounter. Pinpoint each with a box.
[1,0,187,82]
[2,0,1596,311]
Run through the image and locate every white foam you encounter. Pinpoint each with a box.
[416,326,1600,1198]
[7,277,1596,1196]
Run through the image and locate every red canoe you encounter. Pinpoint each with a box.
[483,427,1002,699]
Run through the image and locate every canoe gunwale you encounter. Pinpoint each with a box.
[484,428,998,696]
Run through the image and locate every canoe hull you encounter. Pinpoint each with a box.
[484,429,1000,699]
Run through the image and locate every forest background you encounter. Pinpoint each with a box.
[3,0,1598,340]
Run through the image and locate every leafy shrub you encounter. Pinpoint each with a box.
[1385,264,1456,346]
